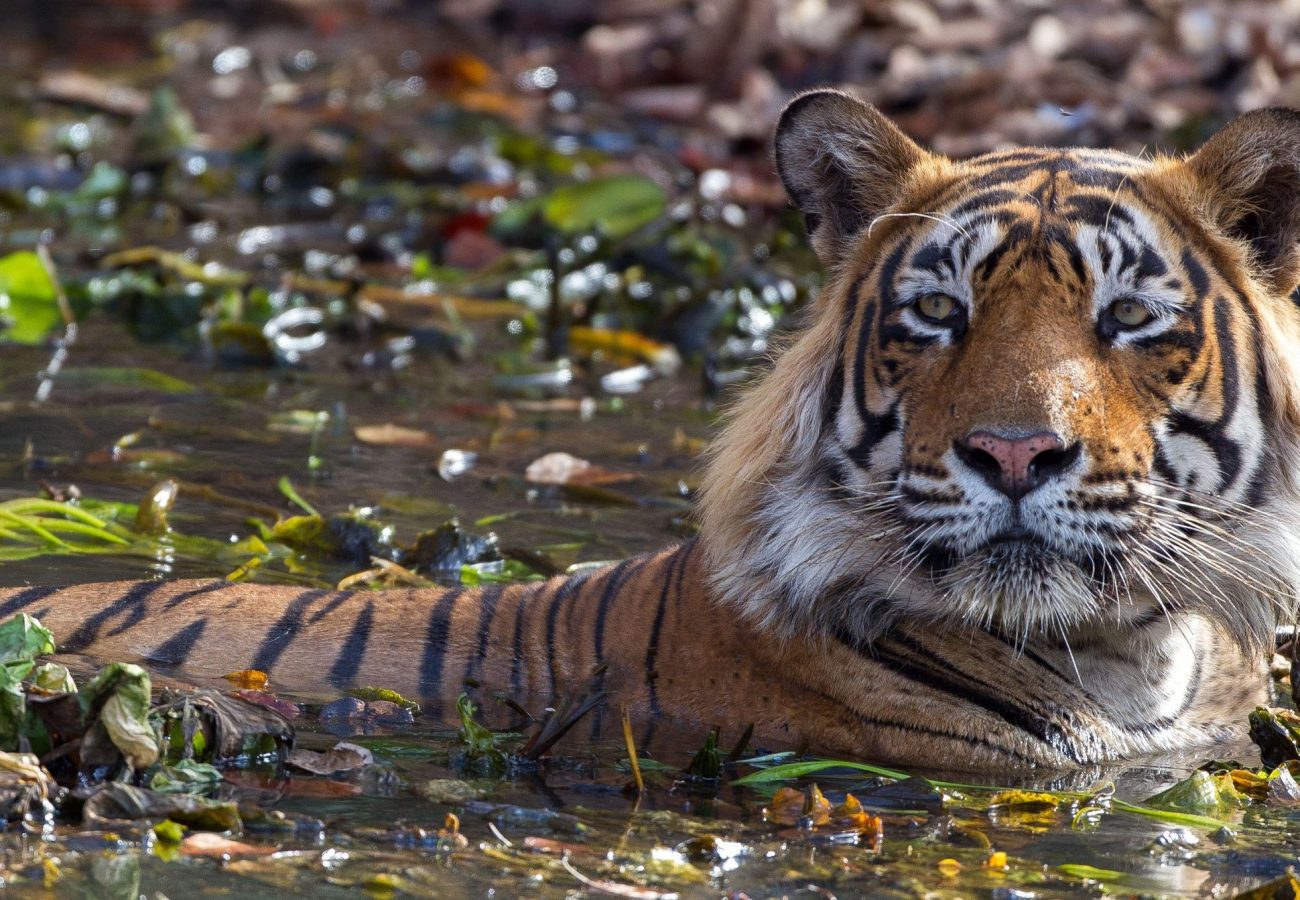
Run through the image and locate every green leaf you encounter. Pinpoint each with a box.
[0,614,56,667]
[148,759,225,795]
[456,692,506,765]
[542,175,666,238]
[685,726,722,779]
[732,758,910,786]
[1057,864,1125,882]
[50,367,194,393]
[1145,769,1244,817]
[0,251,61,345]
[495,175,666,239]
[80,663,159,770]
[30,663,76,694]
[0,614,56,751]
[72,161,127,202]
[277,477,320,517]
[153,819,186,844]
[347,686,420,714]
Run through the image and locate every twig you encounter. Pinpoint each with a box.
[487,821,512,847]
[560,852,678,900]
[33,245,77,404]
[621,707,643,795]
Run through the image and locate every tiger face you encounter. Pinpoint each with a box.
[700,92,1300,649]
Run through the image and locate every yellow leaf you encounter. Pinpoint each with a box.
[223,669,268,690]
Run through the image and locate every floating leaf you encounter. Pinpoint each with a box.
[224,669,268,691]
[148,760,225,796]
[153,819,185,844]
[1232,872,1300,899]
[525,452,636,486]
[179,832,275,858]
[1057,863,1125,882]
[415,779,488,804]
[49,367,195,393]
[354,424,435,447]
[83,783,240,831]
[1146,770,1245,816]
[346,686,420,714]
[286,741,374,775]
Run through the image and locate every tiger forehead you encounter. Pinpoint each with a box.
[921,148,1159,226]
[872,150,1180,292]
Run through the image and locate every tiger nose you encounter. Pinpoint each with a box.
[953,431,1081,500]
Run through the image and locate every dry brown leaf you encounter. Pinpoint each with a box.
[179,832,276,858]
[285,741,374,775]
[354,424,434,447]
[525,452,637,486]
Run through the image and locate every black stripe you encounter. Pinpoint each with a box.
[249,589,332,674]
[803,686,1044,765]
[328,600,375,688]
[509,584,538,697]
[643,542,696,717]
[835,627,1082,761]
[1165,297,1243,492]
[307,589,356,624]
[976,221,1031,281]
[1064,194,1136,229]
[162,581,234,610]
[846,296,901,470]
[418,588,463,693]
[148,619,208,666]
[947,189,1020,219]
[1182,248,1211,298]
[62,581,167,652]
[0,585,61,620]
[464,583,505,684]
[591,557,646,665]
[545,571,594,696]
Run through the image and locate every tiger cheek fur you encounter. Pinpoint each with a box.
[6,96,1300,772]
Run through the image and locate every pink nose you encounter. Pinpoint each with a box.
[954,431,1079,500]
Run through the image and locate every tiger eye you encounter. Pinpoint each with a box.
[1110,299,1151,328]
[915,293,957,322]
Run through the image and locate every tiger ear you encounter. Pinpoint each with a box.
[1186,108,1300,296]
[774,90,933,265]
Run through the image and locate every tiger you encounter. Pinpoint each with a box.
[5,91,1300,771]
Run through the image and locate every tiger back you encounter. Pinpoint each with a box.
[5,93,1300,771]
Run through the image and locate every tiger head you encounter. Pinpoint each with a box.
[699,91,1300,649]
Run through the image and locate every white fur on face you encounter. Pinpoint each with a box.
[712,204,1299,654]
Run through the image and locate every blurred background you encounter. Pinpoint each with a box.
[10,0,1300,156]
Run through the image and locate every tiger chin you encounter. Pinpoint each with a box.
[11,93,1300,772]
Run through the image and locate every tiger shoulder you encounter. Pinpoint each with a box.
[10,93,1300,771]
